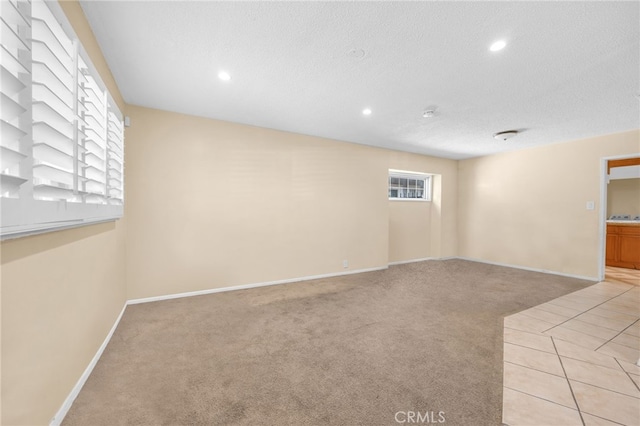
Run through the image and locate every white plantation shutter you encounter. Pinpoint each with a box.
[31,0,76,201]
[0,0,30,198]
[0,0,125,240]
[106,109,124,204]
[78,57,108,204]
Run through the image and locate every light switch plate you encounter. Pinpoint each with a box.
[586,201,595,210]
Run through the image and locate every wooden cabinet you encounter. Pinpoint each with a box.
[606,224,640,269]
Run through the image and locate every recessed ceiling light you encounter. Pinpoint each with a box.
[489,40,506,52]
[218,71,231,81]
[362,108,372,116]
[347,48,366,59]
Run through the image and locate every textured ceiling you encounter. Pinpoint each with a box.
[80,1,639,160]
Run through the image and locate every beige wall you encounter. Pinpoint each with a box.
[0,2,127,425]
[458,130,640,279]
[125,106,387,299]
[389,201,432,262]
[124,106,459,299]
[607,178,640,216]
[1,224,126,425]
[386,153,458,263]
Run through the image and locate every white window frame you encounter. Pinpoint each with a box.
[388,169,432,201]
[0,0,124,240]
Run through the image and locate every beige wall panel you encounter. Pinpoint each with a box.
[458,130,640,279]
[1,223,127,425]
[124,106,393,299]
[0,2,127,424]
[607,178,640,216]
[389,201,432,262]
[387,152,458,259]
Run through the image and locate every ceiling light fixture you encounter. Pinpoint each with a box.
[423,109,436,118]
[362,108,372,116]
[489,40,506,52]
[218,71,231,81]
[493,130,518,141]
[347,48,366,59]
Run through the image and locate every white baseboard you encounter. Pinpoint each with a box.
[388,257,438,266]
[454,256,599,282]
[50,302,127,426]
[127,265,389,305]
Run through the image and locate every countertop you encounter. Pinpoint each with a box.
[607,220,640,225]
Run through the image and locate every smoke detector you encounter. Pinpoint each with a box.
[493,130,518,141]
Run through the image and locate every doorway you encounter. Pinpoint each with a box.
[599,154,640,283]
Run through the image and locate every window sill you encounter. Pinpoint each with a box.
[1,216,122,241]
[389,198,431,202]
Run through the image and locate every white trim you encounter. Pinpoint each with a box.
[455,257,599,282]
[388,169,433,178]
[599,157,608,282]
[127,266,389,305]
[388,257,438,266]
[50,303,127,426]
[601,152,640,161]
[598,152,640,282]
[388,198,431,202]
[1,217,121,241]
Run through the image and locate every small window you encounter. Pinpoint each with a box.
[388,170,431,201]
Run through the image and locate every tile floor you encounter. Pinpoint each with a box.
[502,278,640,426]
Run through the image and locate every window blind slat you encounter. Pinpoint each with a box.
[1,92,27,121]
[33,122,74,155]
[1,65,27,97]
[31,39,73,79]
[33,162,74,186]
[1,45,30,81]
[0,145,26,171]
[1,173,28,197]
[83,135,106,154]
[84,152,104,169]
[83,112,105,133]
[32,62,73,104]
[1,120,27,150]
[1,20,30,56]
[33,101,73,136]
[33,143,74,170]
[33,180,75,201]
[1,0,31,29]
[31,0,72,55]
[32,83,73,116]
[31,17,73,61]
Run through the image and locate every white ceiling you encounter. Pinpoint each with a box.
[80,1,639,160]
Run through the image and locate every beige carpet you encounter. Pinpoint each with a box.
[63,259,593,425]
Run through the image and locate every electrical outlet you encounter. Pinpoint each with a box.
[343,260,348,268]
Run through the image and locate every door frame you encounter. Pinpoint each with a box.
[598,153,640,281]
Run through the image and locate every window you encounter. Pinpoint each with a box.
[388,170,431,201]
[1,0,124,240]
